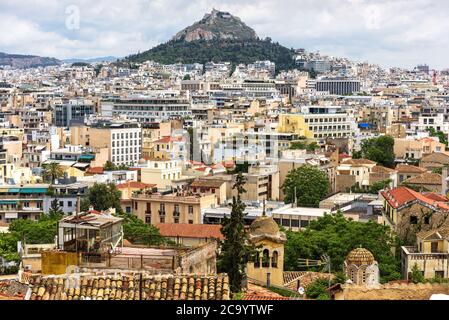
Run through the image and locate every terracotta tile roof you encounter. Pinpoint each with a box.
[243,294,291,300]
[0,280,28,300]
[155,223,224,240]
[117,181,156,189]
[283,272,334,291]
[404,172,442,185]
[25,273,229,300]
[424,193,449,202]
[87,167,104,174]
[396,164,427,174]
[421,152,449,164]
[342,158,377,166]
[372,165,396,173]
[381,187,449,211]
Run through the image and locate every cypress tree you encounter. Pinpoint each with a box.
[217,173,255,293]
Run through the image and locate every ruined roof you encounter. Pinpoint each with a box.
[417,226,449,240]
[155,223,224,240]
[24,273,229,300]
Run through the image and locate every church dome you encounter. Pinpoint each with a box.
[249,216,279,236]
[248,215,286,243]
[346,248,375,266]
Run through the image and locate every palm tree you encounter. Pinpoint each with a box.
[42,163,64,184]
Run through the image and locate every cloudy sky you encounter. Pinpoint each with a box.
[0,0,447,69]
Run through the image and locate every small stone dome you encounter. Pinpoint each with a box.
[248,216,286,243]
[249,216,279,236]
[346,248,375,266]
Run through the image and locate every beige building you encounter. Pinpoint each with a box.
[140,159,183,189]
[401,226,449,280]
[335,159,377,192]
[394,137,447,160]
[71,121,141,166]
[131,191,217,225]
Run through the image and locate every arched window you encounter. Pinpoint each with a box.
[271,251,278,268]
[254,252,260,268]
[262,249,270,268]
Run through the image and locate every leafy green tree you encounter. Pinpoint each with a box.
[48,198,64,219]
[84,183,123,214]
[119,214,165,246]
[8,216,59,245]
[306,278,331,299]
[218,173,256,293]
[282,165,329,207]
[42,163,64,184]
[103,161,116,171]
[357,136,395,168]
[284,213,401,283]
[427,128,448,146]
[410,263,425,284]
[183,74,191,80]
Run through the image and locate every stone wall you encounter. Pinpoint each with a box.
[335,283,449,300]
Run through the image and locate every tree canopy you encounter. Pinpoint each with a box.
[284,213,401,283]
[282,165,329,207]
[81,183,123,214]
[42,163,64,184]
[353,135,395,168]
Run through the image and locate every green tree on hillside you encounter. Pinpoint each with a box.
[82,183,123,214]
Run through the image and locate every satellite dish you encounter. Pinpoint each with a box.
[298,287,305,295]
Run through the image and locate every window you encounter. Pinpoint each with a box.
[300,220,309,228]
[160,203,165,213]
[410,216,418,225]
[435,271,445,278]
[188,206,193,214]
[262,249,270,268]
[160,216,165,223]
[431,242,439,253]
[254,252,260,268]
[188,220,193,224]
[68,201,72,207]
[271,251,278,268]
[145,216,151,224]
[59,201,64,207]
[424,216,430,225]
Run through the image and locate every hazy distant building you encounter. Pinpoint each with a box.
[316,78,361,95]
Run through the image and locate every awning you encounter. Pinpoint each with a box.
[0,201,17,205]
[7,188,20,193]
[78,155,95,160]
[19,188,47,194]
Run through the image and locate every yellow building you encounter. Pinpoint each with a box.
[247,215,286,287]
[278,114,313,138]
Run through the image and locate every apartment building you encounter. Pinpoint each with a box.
[394,137,447,160]
[140,159,183,189]
[73,120,141,166]
[278,106,358,142]
[53,99,96,127]
[101,93,191,123]
[0,185,48,222]
[131,191,217,225]
[316,78,361,95]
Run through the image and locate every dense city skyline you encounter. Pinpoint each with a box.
[1,0,448,69]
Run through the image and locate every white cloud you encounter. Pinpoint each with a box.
[0,0,447,69]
